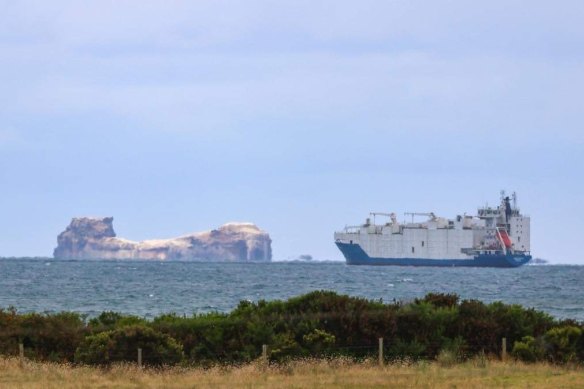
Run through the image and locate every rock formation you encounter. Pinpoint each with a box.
[53,217,272,261]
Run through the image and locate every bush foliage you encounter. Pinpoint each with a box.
[74,325,183,366]
[1,291,582,366]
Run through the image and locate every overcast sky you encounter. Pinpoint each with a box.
[1,1,583,263]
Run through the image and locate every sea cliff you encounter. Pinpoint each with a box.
[53,217,272,261]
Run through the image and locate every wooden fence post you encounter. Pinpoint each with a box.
[378,338,384,367]
[262,344,268,363]
[501,338,507,361]
[137,348,143,368]
[19,343,24,367]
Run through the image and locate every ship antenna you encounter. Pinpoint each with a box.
[512,192,517,209]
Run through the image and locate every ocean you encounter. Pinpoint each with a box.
[0,259,582,321]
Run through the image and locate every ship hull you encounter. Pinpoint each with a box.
[336,242,531,268]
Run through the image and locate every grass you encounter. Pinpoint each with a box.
[0,357,583,388]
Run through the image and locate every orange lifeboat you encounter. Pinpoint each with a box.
[497,229,513,249]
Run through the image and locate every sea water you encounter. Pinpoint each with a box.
[0,259,582,320]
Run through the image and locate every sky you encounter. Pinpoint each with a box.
[0,1,583,263]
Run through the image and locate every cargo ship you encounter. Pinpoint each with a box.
[334,191,531,267]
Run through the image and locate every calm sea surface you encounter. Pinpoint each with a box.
[0,259,582,320]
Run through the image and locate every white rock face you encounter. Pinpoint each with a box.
[53,217,272,261]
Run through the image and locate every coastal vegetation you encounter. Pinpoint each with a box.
[0,291,583,366]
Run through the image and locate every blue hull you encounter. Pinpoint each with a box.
[336,242,531,268]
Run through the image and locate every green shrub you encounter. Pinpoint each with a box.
[2,311,87,362]
[0,307,22,356]
[456,300,499,354]
[0,291,580,365]
[544,326,582,363]
[388,339,426,361]
[270,331,303,361]
[441,337,467,360]
[88,311,147,332]
[74,325,183,366]
[512,336,544,362]
[302,328,336,355]
[416,293,459,308]
[489,302,554,348]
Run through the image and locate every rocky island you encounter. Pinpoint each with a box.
[53,217,272,261]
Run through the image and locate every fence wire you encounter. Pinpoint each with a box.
[3,337,510,367]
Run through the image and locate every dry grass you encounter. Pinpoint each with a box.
[0,357,583,389]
